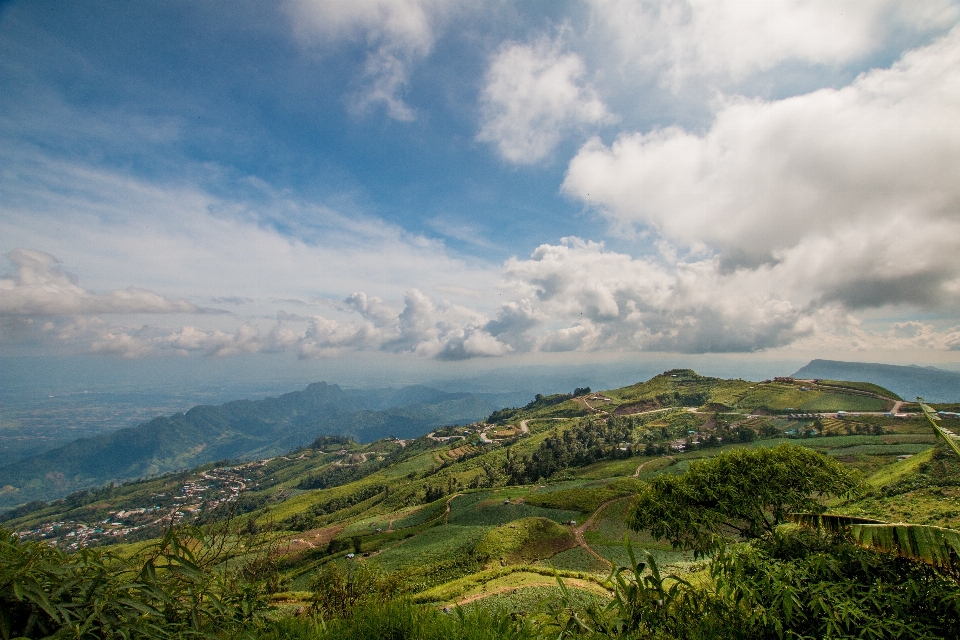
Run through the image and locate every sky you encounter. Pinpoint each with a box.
[2,0,960,390]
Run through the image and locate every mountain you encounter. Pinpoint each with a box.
[792,360,960,402]
[0,382,527,508]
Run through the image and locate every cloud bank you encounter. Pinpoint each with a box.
[0,249,199,316]
[564,26,960,315]
[6,236,959,360]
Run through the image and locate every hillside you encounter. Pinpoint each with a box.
[5,368,959,638]
[0,383,527,508]
[793,359,960,402]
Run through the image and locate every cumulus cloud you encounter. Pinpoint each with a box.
[587,0,958,86]
[18,287,510,360]
[285,0,452,120]
[564,26,960,314]
[477,34,614,163]
[0,249,199,316]
[501,238,812,353]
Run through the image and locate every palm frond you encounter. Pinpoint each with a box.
[918,397,960,460]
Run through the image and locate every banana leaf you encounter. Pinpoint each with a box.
[851,523,960,569]
[789,513,960,569]
[787,513,885,533]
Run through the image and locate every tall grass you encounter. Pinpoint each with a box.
[261,600,537,640]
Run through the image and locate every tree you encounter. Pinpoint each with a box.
[629,444,862,557]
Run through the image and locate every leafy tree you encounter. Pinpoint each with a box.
[629,444,862,557]
[506,418,633,484]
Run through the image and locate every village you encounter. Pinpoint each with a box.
[15,460,266,549]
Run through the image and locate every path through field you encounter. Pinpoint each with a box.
[444,493,462,524]
[633,456,673,477]
[573,498,624,567]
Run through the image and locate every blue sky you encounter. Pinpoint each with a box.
[2,0,960,382]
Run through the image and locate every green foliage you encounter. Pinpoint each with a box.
[545,539,748,639]
[852,523,960,569]
[298,458,386,490]
[630,444,863,557]
[486,407,519,425]
[792,513,960,570]
[281,484,386,531]
[0,523,272,639]
[507,419,634,484]
[309,435,355,451]
[920,398,960,460]
[309,561,411,619]
[713,527,960,639]
[263,599,537,640]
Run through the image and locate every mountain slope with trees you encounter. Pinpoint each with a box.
[0,383,526,508]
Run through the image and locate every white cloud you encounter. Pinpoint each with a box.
[0,249,199,316]
[6,238,960,360]
[501,237,811,353]
[0,152,498,308]
[587,0,959,87]
[284,0,453,120]
[564,26,960,313]
[477,34,614,164]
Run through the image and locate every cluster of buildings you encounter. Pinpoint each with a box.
[16,461,265,549]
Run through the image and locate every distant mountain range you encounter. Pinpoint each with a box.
[0,383,530,508]
[792,360,960,403]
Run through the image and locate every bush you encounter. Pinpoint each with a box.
[713,528,960,639]
[310,562,411,619]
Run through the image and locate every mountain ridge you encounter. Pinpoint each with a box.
[792,359,960,402]
[0,382,527,508]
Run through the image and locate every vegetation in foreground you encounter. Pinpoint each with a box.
[6,443,960,638]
